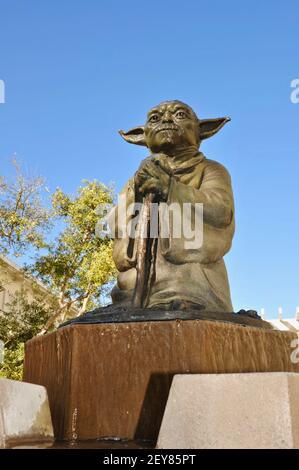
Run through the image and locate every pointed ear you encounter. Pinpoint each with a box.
[119,126,147,146]
[199,117,231,140]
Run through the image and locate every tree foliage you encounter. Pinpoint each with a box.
[0,168,117,378]
[30,180,116,332]
[0,159,52,256]
[0,289,55,380]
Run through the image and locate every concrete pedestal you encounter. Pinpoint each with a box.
[23,319,299,442]
[157,373,299,449]
[0,378,53,448]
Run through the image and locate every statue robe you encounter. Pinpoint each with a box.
[110,151,235,312]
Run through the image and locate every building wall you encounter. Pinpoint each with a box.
[0,257,60,313]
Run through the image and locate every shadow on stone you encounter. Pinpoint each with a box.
[134,373,174,442]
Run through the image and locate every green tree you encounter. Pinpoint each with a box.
[0,159,53,379]
[0,159,52,256]
[0,176,116,379]
[0,289,55,380]
[30,180,116,333]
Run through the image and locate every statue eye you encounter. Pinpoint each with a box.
[149,114,160,123]
[176,110,187,119]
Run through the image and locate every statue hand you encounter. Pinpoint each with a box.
[135,155,171,200]
[138,175,170,200]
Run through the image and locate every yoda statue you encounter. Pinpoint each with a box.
[109,100,235,313]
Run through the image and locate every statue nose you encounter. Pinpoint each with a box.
[162,111,173,123]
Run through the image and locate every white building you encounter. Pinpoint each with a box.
[0,255,77,318]
[261,307,299,334]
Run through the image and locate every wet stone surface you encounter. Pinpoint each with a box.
[60,305,271,329]
[10,439,154,449]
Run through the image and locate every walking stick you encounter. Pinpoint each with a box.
[133,192,155,308]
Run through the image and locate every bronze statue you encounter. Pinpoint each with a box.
[109,100,235,313]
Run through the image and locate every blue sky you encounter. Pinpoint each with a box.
[0,0,298,318]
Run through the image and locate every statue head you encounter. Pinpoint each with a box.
[119,100,230,153]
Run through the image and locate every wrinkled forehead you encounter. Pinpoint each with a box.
[147,101,198,119]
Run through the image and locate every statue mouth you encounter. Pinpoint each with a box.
[156,126,179,134]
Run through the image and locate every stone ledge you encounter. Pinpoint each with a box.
[0,378,54,448]
[157,373,299,449]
